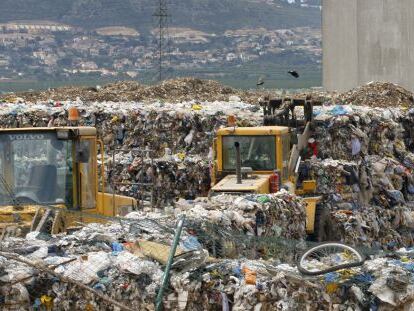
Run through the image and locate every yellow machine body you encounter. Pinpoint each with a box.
[0,127,136,233]
[212,174,271,194]
[212,125,319,234]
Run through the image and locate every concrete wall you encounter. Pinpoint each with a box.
[323,0,414,92]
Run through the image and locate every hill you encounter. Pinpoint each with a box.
[0,0,321,32]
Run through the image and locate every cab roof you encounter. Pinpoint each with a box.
[216,126,289,136]
[0,127,96,136]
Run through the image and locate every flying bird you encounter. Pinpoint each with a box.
[256,76,265,86]
[288,70,299,78]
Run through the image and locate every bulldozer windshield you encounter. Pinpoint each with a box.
[222,135,276,171]
[0,132,73,207]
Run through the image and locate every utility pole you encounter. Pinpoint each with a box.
[153,0,170,81]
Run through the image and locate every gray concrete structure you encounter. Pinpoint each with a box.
[323,0,414,92]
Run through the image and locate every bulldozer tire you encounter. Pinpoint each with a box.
[311,204,336,242]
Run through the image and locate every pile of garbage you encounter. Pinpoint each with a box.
[3,79,414,309]
[0,78,265,104]
[312,104,411,161]
[177,191,307,261]
[0,99,261,156]
[0,99,261,204]
[3,214,414,310]
[0,220,172,310]
[331,203,414,249]
[336,81,414,108]
[171,253,414,310]
[180,192,307,240]
[296,103,414,249]
[2,86,414,247]
[111,154,211,204]
[124,191,307,261]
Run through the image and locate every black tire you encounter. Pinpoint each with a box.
[297,242,365,276]
[311,204,337,242]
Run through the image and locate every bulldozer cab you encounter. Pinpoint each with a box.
[211,126,291,194]
[0,127,97,209]
[0,127,136,235]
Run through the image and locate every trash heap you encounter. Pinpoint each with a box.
[0,78,265,104]
[3,218,414,310]
[335,81,414,108]
[313,104,410,161]
[125,191,307,262]
[110,153,211,204]
[0,99,262,204]
[0,221,168,310]
[168,254,414,310]
[180,192,307,239]
[3,79,414,309]
[177,191,307,261]
[299,102,414,249]
[2,81,414,248]
[97,100,260,203]
[308,155,414,250]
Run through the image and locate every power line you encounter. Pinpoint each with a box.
[153,0,171,81]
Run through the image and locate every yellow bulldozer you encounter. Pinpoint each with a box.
[0,121,136,237]
[210,97,332,241]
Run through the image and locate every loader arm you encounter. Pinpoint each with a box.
[260,96,320,186]
[288,121,312,179]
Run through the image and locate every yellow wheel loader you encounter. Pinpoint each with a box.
[210,97,332,241]
[0,125,136,237]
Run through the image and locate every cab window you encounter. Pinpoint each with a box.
[222,135,276,171]
[0,132,73,207]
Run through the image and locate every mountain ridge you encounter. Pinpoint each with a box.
[0,0,321,33]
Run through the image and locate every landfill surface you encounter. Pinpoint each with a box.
[335,81,414,108]
[0,78,267,104]
[2,79,414,310]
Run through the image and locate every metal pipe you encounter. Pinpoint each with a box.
[155,216,186,311]
[112,149,116,215]
[235,142,242,184]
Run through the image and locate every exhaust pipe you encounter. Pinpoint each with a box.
[235,142,242,184]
